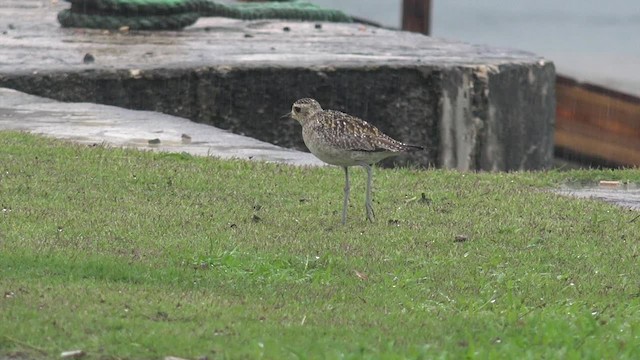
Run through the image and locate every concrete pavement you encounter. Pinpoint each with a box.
[0,87,324,166]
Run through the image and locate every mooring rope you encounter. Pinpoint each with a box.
[58,0,353,30]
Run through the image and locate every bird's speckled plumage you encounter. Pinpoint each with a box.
[288,98,423,224]
[290,98,422,167]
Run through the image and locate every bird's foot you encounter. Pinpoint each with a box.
[365,203,375,222]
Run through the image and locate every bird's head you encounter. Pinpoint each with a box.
[285,98,323,125]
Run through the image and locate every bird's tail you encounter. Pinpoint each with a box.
[403,144,425,152]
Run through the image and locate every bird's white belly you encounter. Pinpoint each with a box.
[303,133,390,167]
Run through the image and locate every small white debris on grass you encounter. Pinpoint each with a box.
[61,350,85,359]
[599,180,621,187]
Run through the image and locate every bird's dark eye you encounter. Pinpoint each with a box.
[293,106,301,113]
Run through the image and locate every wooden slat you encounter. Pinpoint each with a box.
[556,119,640,166]
[555,75,640,166]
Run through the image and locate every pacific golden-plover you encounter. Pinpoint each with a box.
[287,98,423,224]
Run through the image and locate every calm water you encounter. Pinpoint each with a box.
[313,0,640,95]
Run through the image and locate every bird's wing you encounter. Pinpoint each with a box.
[319,110,407,152]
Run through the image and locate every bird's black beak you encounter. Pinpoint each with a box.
[280,112,292,120]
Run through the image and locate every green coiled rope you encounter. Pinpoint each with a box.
[58,0,353,30]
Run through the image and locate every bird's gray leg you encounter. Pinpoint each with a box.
[342,166,350,225]
[363,164,375,222]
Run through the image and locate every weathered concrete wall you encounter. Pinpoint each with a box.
[0,66,440,167]
[0,1,555,171]
[1,62,554,170]
[438,63,556,171]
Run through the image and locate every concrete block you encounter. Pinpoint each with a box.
[0,1,555,171]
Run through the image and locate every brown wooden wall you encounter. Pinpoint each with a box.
[555,75,640,167]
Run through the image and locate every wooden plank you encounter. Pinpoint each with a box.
[555,75,640,167]
[402,0,432,35]
[555,119,640,166]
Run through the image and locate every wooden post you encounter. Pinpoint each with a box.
[402,0,432,35]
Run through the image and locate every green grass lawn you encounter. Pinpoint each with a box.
[1,131,640,359]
